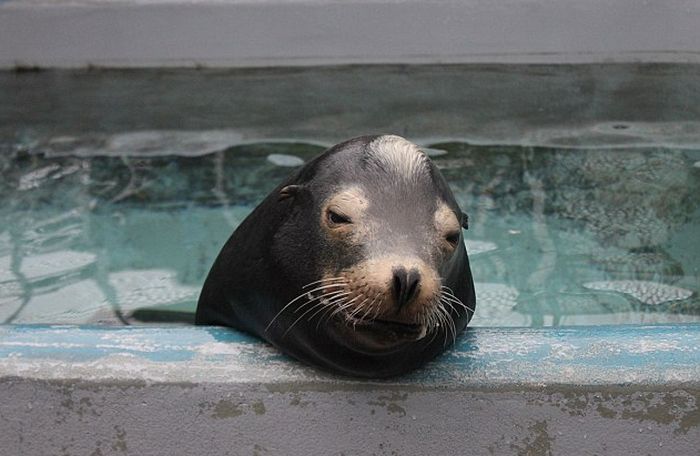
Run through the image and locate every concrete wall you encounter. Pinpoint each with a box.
[3,64,700,150]
[1,325,699,455]
[1,0,700,68]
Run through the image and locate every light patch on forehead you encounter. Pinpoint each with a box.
[368,135,429,181]
[434,201,460,233]
[329,186,369,210]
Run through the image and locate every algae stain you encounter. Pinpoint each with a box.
[596,404,617,419]
[252,400,266,415]
[368,391,409,417]
[544,389,700,434]
[619,391,700,434]
[289,393,311,408]
[253,443,269,455]
[207,398,266,418]
[111,425,127,453]
[212,399,244,419]
[510,420,554,456]
[90,439,104,456]
[386,403,407,417]
[589,390,700,434]
[377,392,408,402]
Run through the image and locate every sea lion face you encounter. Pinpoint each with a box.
[198,134,475,377]
[271,135,470,354]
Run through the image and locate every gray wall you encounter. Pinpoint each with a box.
[1,0,700,68]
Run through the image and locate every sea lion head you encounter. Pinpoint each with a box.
[266,135,474,368]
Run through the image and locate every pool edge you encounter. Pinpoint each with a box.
[1,324,698,454]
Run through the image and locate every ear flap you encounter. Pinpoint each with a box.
[460,211,469,230]
[278,185,302,201]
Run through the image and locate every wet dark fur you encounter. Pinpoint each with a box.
[196,136,476,377]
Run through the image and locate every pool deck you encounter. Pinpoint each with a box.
[1,324,698,454]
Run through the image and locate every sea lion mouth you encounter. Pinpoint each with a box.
[330,312,429,353]
[355,318,426,339]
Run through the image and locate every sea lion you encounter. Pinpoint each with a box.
[196,135,476,377]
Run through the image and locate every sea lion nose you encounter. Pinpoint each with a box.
[392,267,421,310]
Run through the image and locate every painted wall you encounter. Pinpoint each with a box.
[1,0,700,68]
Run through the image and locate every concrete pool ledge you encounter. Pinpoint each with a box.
[1,324,699,454]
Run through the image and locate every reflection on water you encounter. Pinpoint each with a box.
[0,136,698,327]
[435,142,700,326]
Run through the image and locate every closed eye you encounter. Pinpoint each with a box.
[328,209,352,225]
[445,231,460,247]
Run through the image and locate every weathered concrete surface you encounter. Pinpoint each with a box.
[1,0,700,69]
[1,325,699,455]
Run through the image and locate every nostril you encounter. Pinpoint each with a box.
[392,267,421,310]
[392,268,405,303]
[406,268,421,303]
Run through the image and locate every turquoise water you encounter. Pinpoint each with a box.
[1,66,699,327]
[1,139,698,326]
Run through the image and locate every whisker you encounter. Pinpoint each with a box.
[434,306,447,346]
[331,296,369,322]
[293,289,348,313]
[444,304,458,345]
[440,290,475,313]
[440,285,457,295]
[436,304,455,347]
[370,296,383,321]
[303,277,348,289]
[265,282,347,332]
[359,295,379,322]
[350,294,380,325]
[315,305,340,330]
[348,300,368,320]
[315,294,360,329]
[290,294,350,333]
[306,292,351,322]
[350,295,379,328]
[283,295,348,338]
[321,295,360,326]
[426,314,440,344]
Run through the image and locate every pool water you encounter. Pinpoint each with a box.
[1,65,699,327]
[1,138,698,327]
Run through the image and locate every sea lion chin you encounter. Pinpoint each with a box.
[196,134,476,378]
